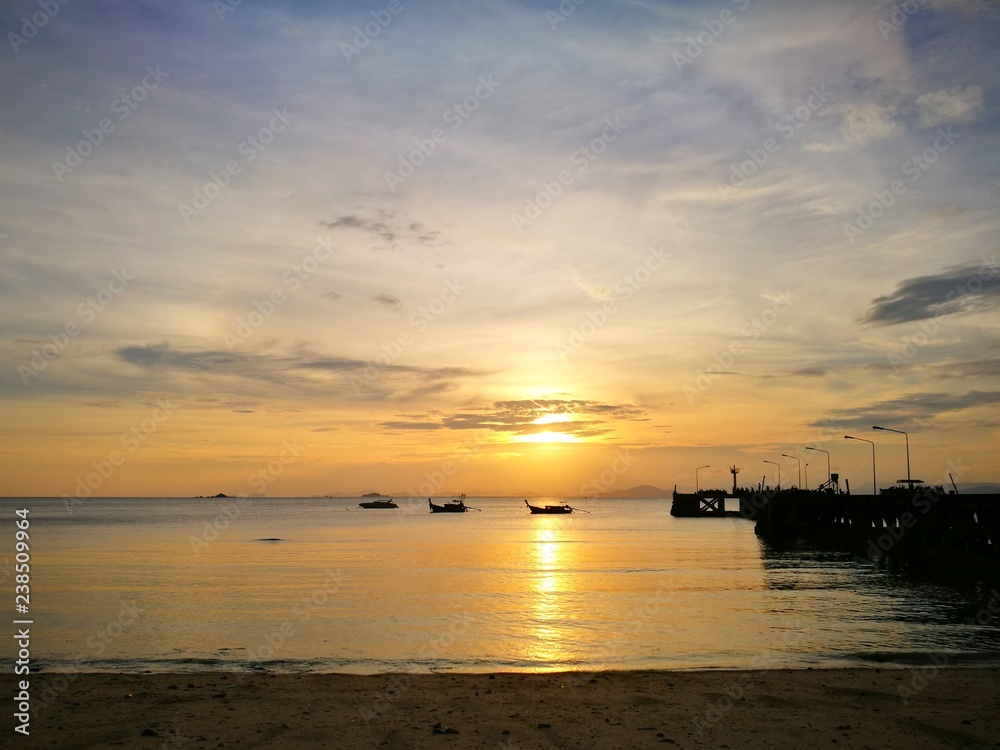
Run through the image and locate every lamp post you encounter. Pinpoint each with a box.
[695,465,710,492]
[805,447,830,484]
[873,425,909,485]
[844,435,876,494]
[781,454,802,488]
[763,460,780,490]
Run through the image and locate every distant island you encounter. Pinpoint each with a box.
[361,492,386,498]
[194,493,229,498]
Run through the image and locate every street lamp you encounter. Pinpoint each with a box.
[781,454,802,488]
[695,465,710,492]
[805,447,830,484]
[844,435,876,494]
[873,425,910,485]
[763,460,780,490]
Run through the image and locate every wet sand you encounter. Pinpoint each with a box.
[14,667,1000,749]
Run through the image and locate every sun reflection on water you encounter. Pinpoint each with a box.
[526,521,575,668]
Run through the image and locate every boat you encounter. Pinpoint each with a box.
[428,495,469,513]
[358,498,398,509]
[525,500,573,514]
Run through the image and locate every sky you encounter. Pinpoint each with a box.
[1,0,999,498]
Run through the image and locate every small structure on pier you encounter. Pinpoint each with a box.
[670,487,728,516]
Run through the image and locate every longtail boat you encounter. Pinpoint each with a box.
[525,500,573,514]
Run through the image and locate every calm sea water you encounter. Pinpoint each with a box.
[2,497,999,674]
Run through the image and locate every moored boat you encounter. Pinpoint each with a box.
[358,498,398,509]
[429,495,469,513]
[525,499,573,514]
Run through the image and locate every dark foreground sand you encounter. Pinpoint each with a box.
[10,667,1000,749]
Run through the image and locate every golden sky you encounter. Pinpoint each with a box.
[2,0,999,497]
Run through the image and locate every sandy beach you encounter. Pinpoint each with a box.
[12,667,1000,749]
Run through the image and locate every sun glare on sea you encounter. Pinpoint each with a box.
[527,524,573,667]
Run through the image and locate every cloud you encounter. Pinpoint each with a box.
[373,294,401,308]
[925,357,1000,379]
[115,343,490,398]
[384,398,645,438]
[861,259,1000,325]
[319,211,441,251]
[808,390,1000,430]
[321,212,397,248]
[916,85,984,128]
[839,102,902,145]
[378,421,442,430]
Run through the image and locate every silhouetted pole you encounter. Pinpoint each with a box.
[844,435,876,494]
[730,465,741,495]
[806,446,830,483]
[695,465,709,492]
[763,460,780,489]
[781,454,801,488]
[873,425,909,485]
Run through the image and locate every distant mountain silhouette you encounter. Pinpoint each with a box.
[956,483,1000,494]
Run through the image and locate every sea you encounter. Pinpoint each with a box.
[2,496,999,675]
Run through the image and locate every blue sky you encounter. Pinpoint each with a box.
[1,0,998,496]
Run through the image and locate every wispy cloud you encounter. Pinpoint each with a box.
[861,260,1000,325]
[384,399,645,439]
[808,390,1000,430]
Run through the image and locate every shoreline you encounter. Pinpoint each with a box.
[10,666,1000,748]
